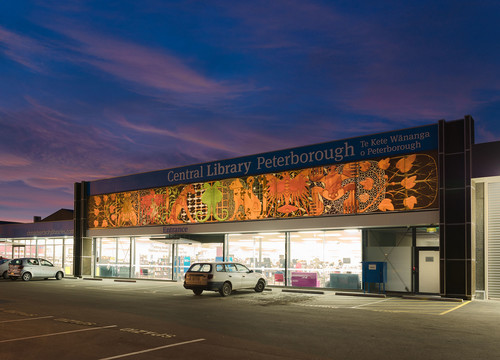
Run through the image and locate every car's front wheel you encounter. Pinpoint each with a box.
[192,289,203,296]
[254,279,266,292]
[219,282,232,297]
[21,272,32,281]
[2,271,8,279]
[55,272,64,280]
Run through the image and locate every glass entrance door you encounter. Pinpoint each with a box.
[13,246,25,258]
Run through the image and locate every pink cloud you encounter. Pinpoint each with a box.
[0,180,74,222]
[43,24,252,103]
[112,115,236,153]
[0,154,32,167]
[0,99,130,191]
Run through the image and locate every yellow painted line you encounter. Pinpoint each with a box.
[355,298,469,315]
[439,300,471,315]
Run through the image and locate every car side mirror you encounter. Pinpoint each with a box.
[248,270,254,273]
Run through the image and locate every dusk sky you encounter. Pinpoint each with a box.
[1,1,499,223]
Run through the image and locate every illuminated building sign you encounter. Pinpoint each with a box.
[89,124,438,196]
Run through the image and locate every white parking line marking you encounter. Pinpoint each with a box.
[0,316,54,324]
[0,325,117,343]
[99,338,206,360]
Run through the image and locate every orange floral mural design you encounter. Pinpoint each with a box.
[87,152,438,229]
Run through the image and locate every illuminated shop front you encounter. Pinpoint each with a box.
[227,230,362,287]
[94,236,222,280]
[72,118,476,298]
[0,217,74,275]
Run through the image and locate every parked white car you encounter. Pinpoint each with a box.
[8,258,64,281]
[0,258,11,279]
[184,262,266,296]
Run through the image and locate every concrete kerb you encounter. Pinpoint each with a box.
[63,279,465,302]
[282,289,325,295]
[402,294,463,302]
[335,291,387,298]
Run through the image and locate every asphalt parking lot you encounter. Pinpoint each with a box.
[1,278,499,359]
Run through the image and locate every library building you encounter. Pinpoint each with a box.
[2,116,500,300]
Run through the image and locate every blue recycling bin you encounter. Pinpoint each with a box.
[362,262,387,293]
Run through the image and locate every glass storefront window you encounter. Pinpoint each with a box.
[0,237,72,274]
[117,238,131,278]
[45,239,54,263]
[227,233,286,285]
[0,240,11,258]
[133,238,172,280]
[0,240,5,259]
[289,230,362,288]
[64,238,74,275]
[175,242,222,281]
[100,237,223,280]
[96,237,118,277]
[90,229,365,288]
[37,239,46,258]
[25,240,36,258]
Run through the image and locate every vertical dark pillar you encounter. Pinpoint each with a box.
[73,181,88,277]
[439,117,474,299]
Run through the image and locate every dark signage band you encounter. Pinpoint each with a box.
[89,123,438,195]
[0,220,74,238]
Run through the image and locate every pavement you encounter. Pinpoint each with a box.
[1,277,500,359]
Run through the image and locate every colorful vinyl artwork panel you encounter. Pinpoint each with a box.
[88,152,438,229]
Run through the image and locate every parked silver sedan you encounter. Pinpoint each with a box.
[8,258,64,281]
[0,258,11,279]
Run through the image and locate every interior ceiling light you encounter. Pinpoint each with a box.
[345,229,360,233]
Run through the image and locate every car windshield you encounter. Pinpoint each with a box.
[188,263,212,273]
[235,264,250,272]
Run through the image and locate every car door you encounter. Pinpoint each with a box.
[40,259,55,277]
[235,263,255,288]
[224,263,242,289]
[26,258,41,277]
